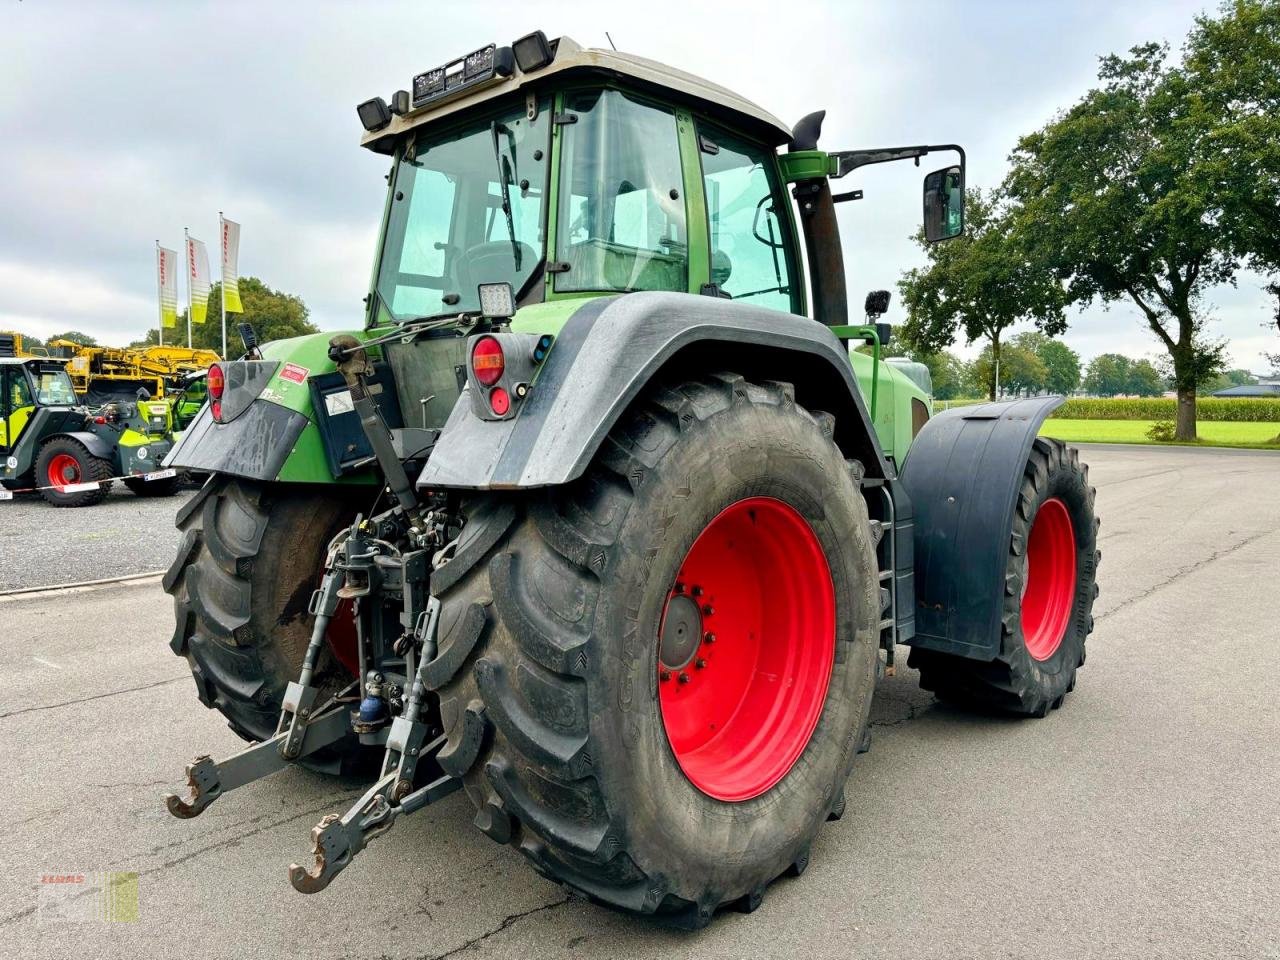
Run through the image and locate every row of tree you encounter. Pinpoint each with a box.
[11,277,317,356]
[898,0,1279,439]
[907,332,1261,401]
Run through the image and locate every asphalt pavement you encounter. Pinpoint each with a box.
[0,485,196,591]
[0,444,1276,959]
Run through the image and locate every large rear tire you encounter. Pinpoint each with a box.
[429,373,880,925]
[909,438,1099,717]
[164,476,369,772]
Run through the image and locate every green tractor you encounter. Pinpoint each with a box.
[0,356,184,506]
[162,34,1099,927]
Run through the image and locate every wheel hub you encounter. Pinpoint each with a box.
[659,592,703,670]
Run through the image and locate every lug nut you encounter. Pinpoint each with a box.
[691,585,704,598]
[678,672,691,684]
[702,604,714,616]
[674,582,685,594]
[660,670,672,682]
[704,632,716,644]
[695,658,707,669]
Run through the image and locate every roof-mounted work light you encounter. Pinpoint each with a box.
[357,97,392,131]
[512,30,554,72]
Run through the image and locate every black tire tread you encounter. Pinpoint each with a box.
[429,373,874,924]
[164,475,366,770]
[910,437,1099,716]
[36,437,112,507]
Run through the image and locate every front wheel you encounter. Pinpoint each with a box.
[909,437,1099,716]
[36,437,112,507]
[430,373,880,924]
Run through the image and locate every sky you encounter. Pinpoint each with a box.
[1,0,1275,372]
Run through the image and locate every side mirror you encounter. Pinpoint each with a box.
[864,289,891,318]
[923,165,964,242]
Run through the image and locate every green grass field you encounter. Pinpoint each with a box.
[1040,419,1280,449]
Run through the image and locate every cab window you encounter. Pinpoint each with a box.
[555,88,688,293]
[699,127,799,312]
[32,368,76,405]
[10,369,33,409]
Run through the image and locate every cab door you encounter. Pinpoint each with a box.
[1,366,35,454]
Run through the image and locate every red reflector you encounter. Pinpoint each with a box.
[472,337,505,386]
[211,399,222,421]
[207,364,225,399]
[93,416,106,424]
[489,386,510,416]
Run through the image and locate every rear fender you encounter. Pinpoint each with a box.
[418,292,891,490]
[899,396,1064,660]
[163,331,382,485]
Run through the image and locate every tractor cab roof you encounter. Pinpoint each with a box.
[360,35,793,155]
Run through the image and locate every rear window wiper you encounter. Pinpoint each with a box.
[490,121,522,271]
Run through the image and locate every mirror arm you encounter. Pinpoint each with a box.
[828,144,967,179]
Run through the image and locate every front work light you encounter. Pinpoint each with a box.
[512,30,553,72]
[357,97,392,132]
[477,281,515,320]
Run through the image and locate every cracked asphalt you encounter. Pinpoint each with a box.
[0,444,1277,959]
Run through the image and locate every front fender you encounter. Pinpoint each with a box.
[418,292,890,490]
[899,396,1064,660]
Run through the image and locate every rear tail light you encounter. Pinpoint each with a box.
[471,336,505,386]
[207,364,225,421]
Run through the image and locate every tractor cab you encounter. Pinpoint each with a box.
[0,357,80,457]
[355,34,964,462]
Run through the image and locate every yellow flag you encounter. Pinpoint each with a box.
[157,246,178,329]
[221,217,243,314]
[187,235,211,324]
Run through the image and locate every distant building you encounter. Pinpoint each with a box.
[1210,384,1280,398]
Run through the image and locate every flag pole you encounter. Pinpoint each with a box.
[184,227,193,349]
[219,211,227,359]
[155,240,164,347]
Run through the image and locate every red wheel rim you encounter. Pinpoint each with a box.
[1021,497,1077,661]
[47,453,82,490]
[658,496,835,802]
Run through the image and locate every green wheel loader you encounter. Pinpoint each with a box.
[162,33,1099,927]
[0,356,183,506]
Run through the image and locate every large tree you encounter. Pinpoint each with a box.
[1007,40,1240,439]
[1185,1,1280,370]
[898,188,1067,399]
[142,277,318,354]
